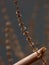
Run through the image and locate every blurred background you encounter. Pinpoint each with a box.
[0,0,49,65]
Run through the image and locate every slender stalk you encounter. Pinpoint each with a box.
[14,0,47,65]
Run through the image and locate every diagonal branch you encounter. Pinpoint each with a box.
[14,47,46,65]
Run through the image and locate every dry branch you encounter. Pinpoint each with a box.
[14,47,46,65]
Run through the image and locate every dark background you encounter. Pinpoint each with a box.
[0,0,49,65]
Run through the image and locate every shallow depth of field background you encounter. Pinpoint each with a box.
[0,0,49,65]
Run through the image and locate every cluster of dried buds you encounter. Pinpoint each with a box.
[0,0,47,65]
[14,0,47,65]
[4,22,13,65]
[0,0,25,60]
[14,0,38,52]
[0,0,13,65]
